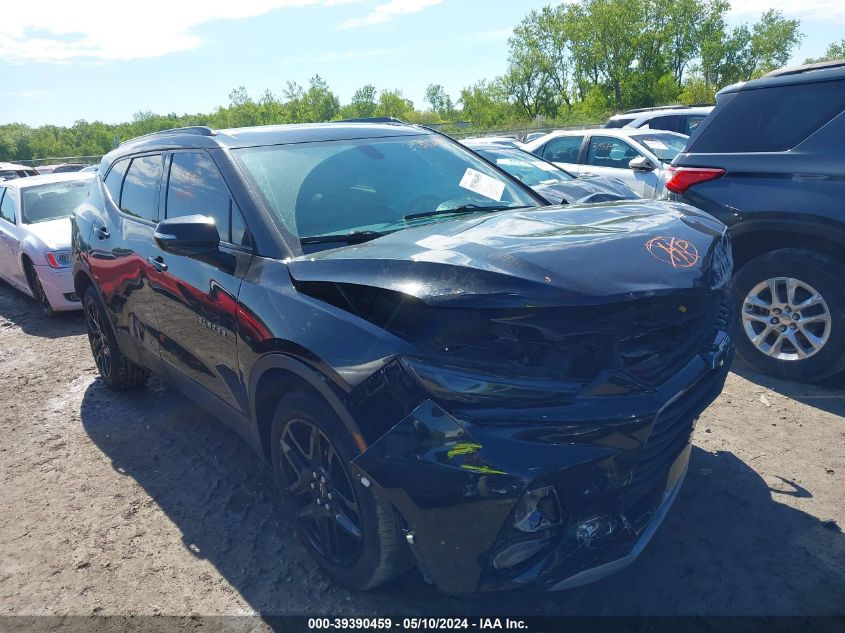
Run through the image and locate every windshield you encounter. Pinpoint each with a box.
[232,134,537,248]
[21,179,92,224]
[475,147,574,186]
[634,133,688,163]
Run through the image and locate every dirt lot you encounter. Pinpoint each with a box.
[1,281,844,619]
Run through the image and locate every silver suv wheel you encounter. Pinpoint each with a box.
[741,277,831,361]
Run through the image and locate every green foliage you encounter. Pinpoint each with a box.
[678,77,716,105]
[340,85,378,119]
[0,0,809,162]
[424,84,455,120]
[805,39,845,64]
[376,90,415,119]
[458,80,518,128]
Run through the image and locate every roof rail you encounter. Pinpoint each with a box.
[336,117,407,124]
[122,126,216,145]
[622,105,689,114]
[763,59,845,78]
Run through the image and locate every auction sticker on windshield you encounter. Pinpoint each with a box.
[460,168,506,201]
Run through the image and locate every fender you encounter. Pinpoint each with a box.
[248,352,369,459]
[727,212,845,245]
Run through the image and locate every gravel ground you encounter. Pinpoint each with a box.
[1,282,844,619]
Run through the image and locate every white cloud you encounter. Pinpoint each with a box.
[339,0,443,29]
[0,0,366,63]
[728,0,845,23]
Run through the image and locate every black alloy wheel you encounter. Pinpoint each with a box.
[279,417,364,566]
[270,390,410,590]
[82,286,148,390]
[85,291,113,380]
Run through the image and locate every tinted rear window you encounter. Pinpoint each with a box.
[691,80,845,153]
[605,117,635,128]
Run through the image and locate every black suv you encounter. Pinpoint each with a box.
[668,60,845,382]
[72,121,732,594]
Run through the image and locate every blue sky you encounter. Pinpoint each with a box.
[0,0,842,127]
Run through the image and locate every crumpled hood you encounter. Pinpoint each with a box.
[24,218,71,250]
[289,200,730,307]
[533,176,638,205]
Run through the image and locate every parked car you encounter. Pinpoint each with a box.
[523,128,688,199]
[668,60,845,382]
[605,105,714,135]
[460,135,524,148]
[463,141,639,204]
[0,172,94,315]
[49,163,87,174]
[73,122,732,594]
[80,165,99,173]
[523,131,548,143]
[0,162,40,181]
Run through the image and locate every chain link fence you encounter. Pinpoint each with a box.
[15,155,103,168]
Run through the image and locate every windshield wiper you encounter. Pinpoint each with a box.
[403,204,531,222]
[300,230,387,246]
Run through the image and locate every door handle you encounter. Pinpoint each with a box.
[147,255,168,272]
[94,226,110,240]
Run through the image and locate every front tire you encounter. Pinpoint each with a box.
[25,263,56,317]
[733,249,845,382]
[83,286,148,390]
[270,390,410,590]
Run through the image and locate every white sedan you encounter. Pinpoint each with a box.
[522,128,689,199]
[0,172,95,315]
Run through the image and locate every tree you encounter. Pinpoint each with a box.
[805,39,845,64]
[341,85,378,119]
[750,10,803,75]
[458,80,517,128]
[504,11,561,117]
[424,84,455,119]
[376,90,414,119]
[300,75,341,122]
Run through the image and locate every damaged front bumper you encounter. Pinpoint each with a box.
[352,330,733,594]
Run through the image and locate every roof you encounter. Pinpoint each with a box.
[719,59,845,95]
[0,162,33,170]
[608,105,712,120]
[2,172,95,189]
[535,128,687,141]
[111,121,428,160]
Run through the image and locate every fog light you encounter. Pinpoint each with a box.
[492,538,548,570]
[513,485,562,533]
[576,515,618,550]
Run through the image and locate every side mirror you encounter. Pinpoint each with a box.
[154,214,220,256]
[629,156,656,171]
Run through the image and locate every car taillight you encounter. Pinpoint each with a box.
[665,167,726,194]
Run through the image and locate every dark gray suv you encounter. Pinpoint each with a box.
[668,60,845,382]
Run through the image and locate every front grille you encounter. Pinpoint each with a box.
[622,369,726,506]
[615,293,720,385]
[426,292,723,387]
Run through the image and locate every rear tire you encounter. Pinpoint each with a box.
[270,389,410,591]
[83,286,148,390]
[733,249,845,382]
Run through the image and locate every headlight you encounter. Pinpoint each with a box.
[401,357,579,406]
[45,251,72,268]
